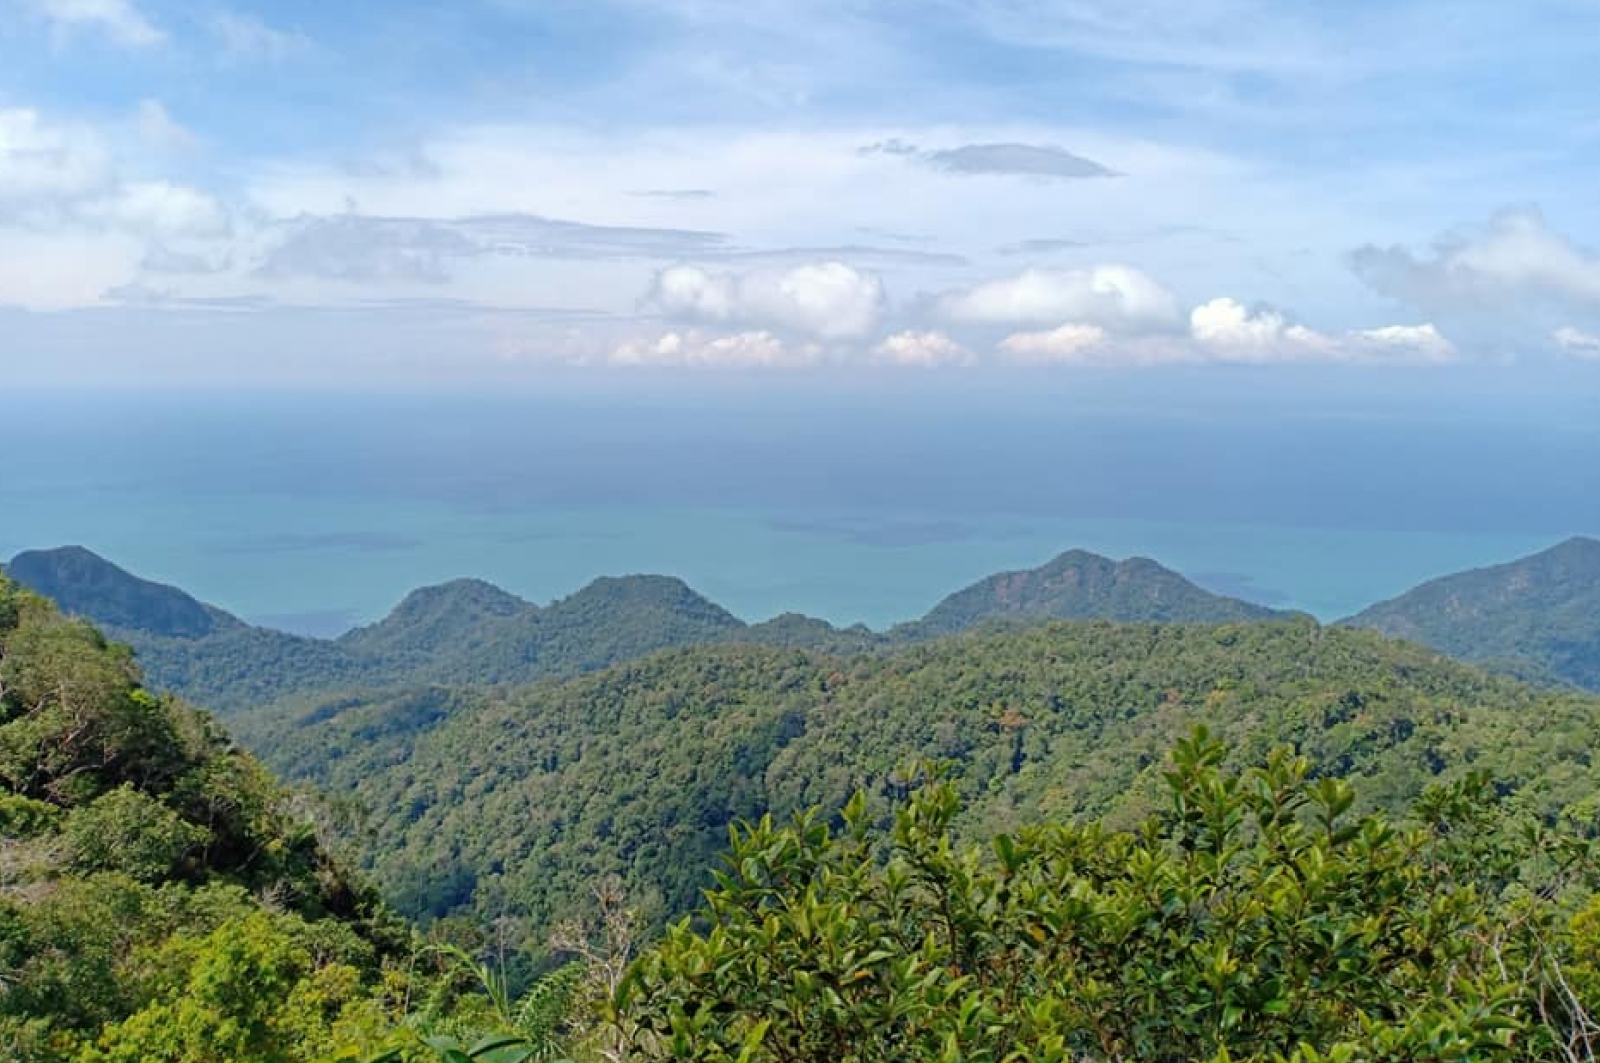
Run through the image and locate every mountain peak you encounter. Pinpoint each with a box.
[1344,536,1600,689]
[899,548,1283,638]
[390,578,529,619]
[338,577,533,655]
[1549,535,1600,558]
[7,545,237,639]
[554,574,743,626]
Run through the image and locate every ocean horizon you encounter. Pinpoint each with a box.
[4,374,1594,636]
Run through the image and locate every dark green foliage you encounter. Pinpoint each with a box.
[1346,536,1600,690]
[623,738,1600,1062]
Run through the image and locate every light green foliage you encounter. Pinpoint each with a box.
[0,575,409,1063]
[76,911,379,1063]
[64,786,210,882]
[623,735,1600,1063]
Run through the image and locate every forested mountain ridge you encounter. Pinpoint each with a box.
[6,544,1286,712]
[247,617,1600,948]
[1345,535,1600,689]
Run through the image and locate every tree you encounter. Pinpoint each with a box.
[621,733,1600,1063]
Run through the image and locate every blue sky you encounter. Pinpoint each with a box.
[4,0,1600,381]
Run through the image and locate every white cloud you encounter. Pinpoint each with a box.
[0,107,111,209]
[205,10,308,61]
[997,322,1108,364]
[647,261,884,338]
[1347,323,1455,364]
[0,108,220,237]
[651,263,739,319]
[936,265,1180,329]
[84,181,230,238]
[1554,326,1600,361]
[605,329,820,368]
[1189,297,1334,360]
[873,329,973,367]
[1351,210,1600,310]
[35,0,164,48]
[1190,297,1454,364]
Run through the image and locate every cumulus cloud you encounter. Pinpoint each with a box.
[936,266,1180,330]
[1554,326,1600,361]
[35,0,163,48]
[997,322,1108,364]
[1189,297,1334,360]
[605,329,818,368]
[863,139,1117,180]
[873,330,973,367]
[0,107,111,209]
[1350,210,1600,310]
[1190,298,1455,364]
[647,261,885,339]
[0,107,224,243]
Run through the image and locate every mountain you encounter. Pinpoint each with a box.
[1344,536,1600,690]
[342,574,756,688]
[5,546,374,711]
[892,548,1289,639]
[7,545,1286,714]
[6,545,238,639]
[249,617,1600,940]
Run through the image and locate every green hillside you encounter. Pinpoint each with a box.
[250,618,1600,946]
[10,564,1600,1063]
[1345,536,1600,689]
[0,573,408,1062]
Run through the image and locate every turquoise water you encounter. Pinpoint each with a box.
[2,374,1593,634]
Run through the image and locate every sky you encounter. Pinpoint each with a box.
[4,0,1600,382]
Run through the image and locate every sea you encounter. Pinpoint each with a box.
[4,368,1597,636]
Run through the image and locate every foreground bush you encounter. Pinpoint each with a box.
[622,732,1600,1063]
